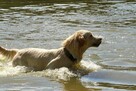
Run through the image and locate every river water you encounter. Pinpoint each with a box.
[0,0,136,91]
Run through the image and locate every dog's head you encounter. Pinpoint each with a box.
[62,30,102,59]
[62,30,102,48]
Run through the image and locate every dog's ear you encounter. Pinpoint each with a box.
[77,33,85,47]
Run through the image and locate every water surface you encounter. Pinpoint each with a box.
[0,0,136,91]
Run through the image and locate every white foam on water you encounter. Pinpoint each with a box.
[32,67,77,81]
[0,60,101,81]
[79,60,101,72]
[0,61,32,77]
[31,60,101,81]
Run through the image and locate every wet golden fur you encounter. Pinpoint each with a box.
[0,30,102,71]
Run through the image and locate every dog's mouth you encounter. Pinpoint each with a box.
[92,38,102,47]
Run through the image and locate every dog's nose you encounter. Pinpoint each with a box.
[99,38,102,41]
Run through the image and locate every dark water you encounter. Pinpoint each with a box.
[0,0,136,91]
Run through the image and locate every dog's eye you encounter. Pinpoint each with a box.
[90,34,92,37]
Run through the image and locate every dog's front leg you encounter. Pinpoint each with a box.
[45,56,61,69]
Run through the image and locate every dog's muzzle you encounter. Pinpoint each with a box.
[92,38,102,47]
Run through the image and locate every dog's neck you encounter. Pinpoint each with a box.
[64,48,77,62]
[64,45,90,62]
[64,47,84,62]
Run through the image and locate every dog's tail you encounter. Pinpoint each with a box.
[0,46,18,61]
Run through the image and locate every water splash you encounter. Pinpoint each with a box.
[0,65,26,77]
[0,59,32,77]
[30,60,101,81]
[0,60,101,80]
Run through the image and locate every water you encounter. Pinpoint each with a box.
[0,0,136,90]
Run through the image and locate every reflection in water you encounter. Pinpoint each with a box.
[99,82,136,90]
[82,69,136,90]
[62,78,101,91]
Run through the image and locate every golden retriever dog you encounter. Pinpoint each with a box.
[0,30,102,71]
